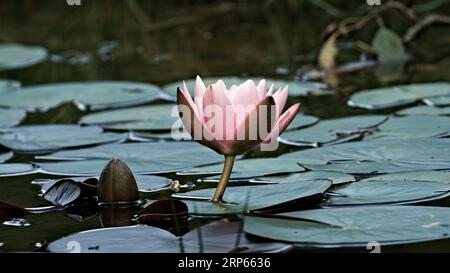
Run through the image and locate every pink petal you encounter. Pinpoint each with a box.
[273,86,289,119]
[264,103,300,144]
[256,79,267,100]
[228,80,260,108]
[194,76,206,118]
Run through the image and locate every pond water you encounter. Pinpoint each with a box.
[1,1,450,252]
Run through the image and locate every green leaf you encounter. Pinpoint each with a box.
[0,79,21,92]
[173,180,332,215]
[244,206,450,247]
[348,82,450,110]
[397,105,450,116]
[423,96,450,107]
[0,81,164,111]
[255,171,355,185]
[372,27,407,63]
[0,108,26,127]
[0,43,47,70]
[0,125,127,154]
[0,163,36,177]
[0,152,12,163]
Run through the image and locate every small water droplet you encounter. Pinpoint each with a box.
[3,218,30,227]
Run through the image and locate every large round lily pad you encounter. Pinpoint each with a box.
[79,104,180,131]
[35,142,223,176]
[244,206,450,247]
[348,82,450,110]
[280,138,450,172]
[279,115,387,146]
[49,220,292,253]
[0,81,164,111]
[173,180,332,215]
[162,77,331,98]
[254,171,355,185]
[0,125,127,154]
[0,163,36,177]
[397,105,450,116]
[177,158,304,181]
[0,108,26,127]
[0,43,48,70]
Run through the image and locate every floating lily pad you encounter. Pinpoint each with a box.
[279,115,387,146]
[280,138,450,172]
[254,171,355,185]
[0,125,127,154]
[348,82,450,110]
[177,158,304,181]
[302,161,417,175]
[0,152,12,163]
[366,115,450,139]
[285,114,319,131]
[79,104,180,131]
[0,163,36,177]
[424,96,450,107]
[0,108,26,127]
[173,180,332,215]
[0,79,21,92]
[0,81,164,111]
[363,170,450,183]
[323,180,450,206]
[49,220,292,253]
[398,105,450,116]
[36,142,222,176]
[162,77,331,98]
[0,43,48,70]
[244,206,450,247]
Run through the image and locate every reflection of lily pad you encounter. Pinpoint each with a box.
[162,77,331,98]
[366,115,450,139]
[177,158,304,181]
[398,105,450,116]
[0,43,48,70]
[49,220,292,253]
[174,180,332,215]
[0,163,36,177]
[323,180,450,206]
[0,81,164,111]
[0,125,127,154]
[244,206,450,247]
[0,108,26,127]
[255,171,355,185]
[348,82,450,110]
[280,138,450,172]
[80,104,180,131]
[0,79,21,92]
[279,115,387,146]
[36,142,222,176]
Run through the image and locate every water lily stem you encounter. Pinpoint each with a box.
[212,155,236,203]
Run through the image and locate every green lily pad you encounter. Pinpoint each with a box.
[0,163,36,177]
[0,125,127,154]
[0,152,13,163]
[424,96,450,107]
[0,81,164,111]
[364,170,450,183]
[173,180,332,215]
[366,115,450,140]
[244,206,450,247]
[35,142,222,176]
[372,27,408,63]
[348,82,450,110]
[302,161,417,175]
[285,114,319,131]
[177,158,304,181]
[0,43,48,70]
[323,180,450,206]
[0,108,26,127]
[0,79,21,92]
[397,105,450,116]
[279,115,387,146]
[280,138,450,172]
[162,77,331,98]
[254,171,355,185]
[49,220,292,253]
[80,104,180,131]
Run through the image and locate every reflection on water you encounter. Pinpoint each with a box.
[0,0,450,252]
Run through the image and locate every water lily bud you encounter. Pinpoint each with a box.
[98,159,139,205]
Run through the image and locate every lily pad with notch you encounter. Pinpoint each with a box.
[244,206,450,248]
[48,219,293,253]
[0,125,127,154]
[173,180,332,215]
[0,81,165,112]
[0,43,48,70]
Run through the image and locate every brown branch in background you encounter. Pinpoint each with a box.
[126,0,151,25]
[404,14,450,43]
[142,3,236,32]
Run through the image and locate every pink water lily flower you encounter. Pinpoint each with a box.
[177,76,300,202]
